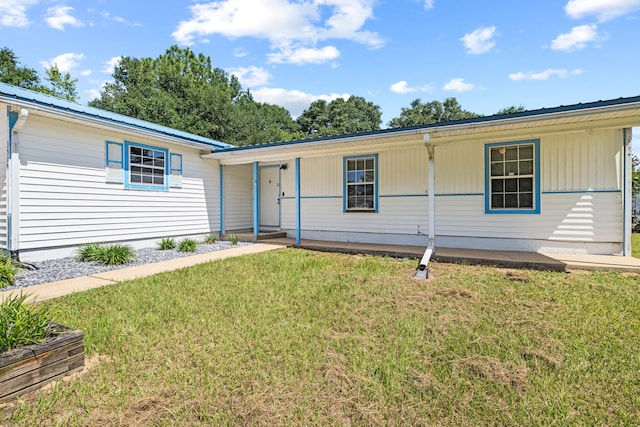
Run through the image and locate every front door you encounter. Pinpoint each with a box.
[259,166,280,229]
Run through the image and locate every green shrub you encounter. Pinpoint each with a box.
[76,243,135,265]
[0,293,52,353]
[202,232,219,244]
[178,238,198,252]
[158,237,177,250]
[100,244,135,265]
[0,255,19,289]
[76,243,105,262]
[229,233,239,246]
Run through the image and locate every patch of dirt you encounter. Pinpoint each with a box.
[436,287,478,299]
[452,356,528,388]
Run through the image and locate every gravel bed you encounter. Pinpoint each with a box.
[2,241,253,292]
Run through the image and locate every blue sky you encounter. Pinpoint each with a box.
[1,0,639,151]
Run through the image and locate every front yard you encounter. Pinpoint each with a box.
[1,248,639,425]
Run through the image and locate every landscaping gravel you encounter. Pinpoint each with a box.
[2,240,253,292]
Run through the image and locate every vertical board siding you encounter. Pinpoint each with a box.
[0,107,8,248]
[435,143,483,195]
[223,163,253,231]
[17,115,219,249]
[541,129,621,192]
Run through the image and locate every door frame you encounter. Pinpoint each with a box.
[258,164,282,230]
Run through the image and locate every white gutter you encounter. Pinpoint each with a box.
[413,133,436,279]
[7,108,28,256]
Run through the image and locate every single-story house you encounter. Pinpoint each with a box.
[2,82,639,266]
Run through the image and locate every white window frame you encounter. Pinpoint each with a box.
[124,141,169,191]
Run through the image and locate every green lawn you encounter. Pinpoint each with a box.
[2,249,639,425]
[633,232,640,258]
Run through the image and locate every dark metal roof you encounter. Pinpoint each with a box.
[215,94,640,154]
[0,82,232,149]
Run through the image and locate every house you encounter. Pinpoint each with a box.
[2,82,640,264]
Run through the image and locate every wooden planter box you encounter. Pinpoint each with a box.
[0,324,84,402]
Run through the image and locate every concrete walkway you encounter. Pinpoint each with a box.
[0,243,286,302]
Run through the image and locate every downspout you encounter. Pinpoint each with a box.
[623,128,632,256]
[413,133,435,279]
[7,107,28,260]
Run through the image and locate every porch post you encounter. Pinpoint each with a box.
[253,161,259,238]
[295,157,301,245]
[623,128,632,256]
[219,164,225,235]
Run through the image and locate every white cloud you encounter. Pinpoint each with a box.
[45,6,84,30]
[251,87,349,118]
[228,66,271,87]
[0,0,38,27]
[421,0,435,10]
[565,0,640,22]
[461,26,496,54]
[102,57,122,74]
[509,68,583,81]
[100,10,142,26]
[443,78,476,92]
[267,45,340,64]
[551,24,605,51]
[172,0,384,65]
[390,80,432,95]
[233,48,248,58]
[40,53,85,73]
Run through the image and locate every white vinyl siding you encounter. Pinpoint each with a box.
[222,164,253,231]
[16,115,219,251]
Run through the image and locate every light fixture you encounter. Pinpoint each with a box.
[280,164,288,170]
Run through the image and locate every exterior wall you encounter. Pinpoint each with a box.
[222,163,253,232]
[433,128,624,254]
[272,128,625,254]
[16,114,220,261]
[279,146,431,246]
[0,106,7,249]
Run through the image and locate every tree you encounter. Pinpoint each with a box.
[633,155,640,195]
[0,47,78,101]
[388,97,480,128]
[297,96,382,137]
[495,105,526,115]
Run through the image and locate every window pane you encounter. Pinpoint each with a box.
[520,160,533,175]
[490,148,503,161]
[365,184,373,196]
[492,179,504,193]
[153,168,164,176]
[520,192,533,208]
[131,146,141,156]
[505,161,518,176]
[347,171,357,183]
[348,185,356,197]
[492,194,504,208]
[364,196,374,208]
[131,175,141,183]
[519,178,533,191]
[365,158,374,170]
[154,159,164,167]
[142,175,152,184]
[153,176,164,185]
[505,147,518,161]
[505,178,518,192]
[347,160,355,171]
[519,145,533,159]
[491,162,504,176]
[505,194,518,208]
[130,155,141,164]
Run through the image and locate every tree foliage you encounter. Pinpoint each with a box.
[633,155,640,195]
[388,97,481,128]
[0,47,78,102]
[297,96,382,137]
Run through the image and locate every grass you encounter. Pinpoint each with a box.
[633,232,640,258]
[0,254,20,289]
[1,249,639,425]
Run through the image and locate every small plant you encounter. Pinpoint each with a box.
[202,232,219,244]
[229,233,239,246]
[76,243,105,262]
[100,244,136,265]
[158,237,177,250]
[178,238,198,252]
[76,243,135,265]
[0,255,19,289]
[0,293,53,353]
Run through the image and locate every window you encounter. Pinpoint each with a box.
[344,155,378,212]
[485,140,540,214]
[124,142,169,190]
[105,141,123,183]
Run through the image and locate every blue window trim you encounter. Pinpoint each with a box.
[105,141,123,183]
[124,141,169,191]
[169,153,183,188]
[343,154,378,213]
[484,139,540,214]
